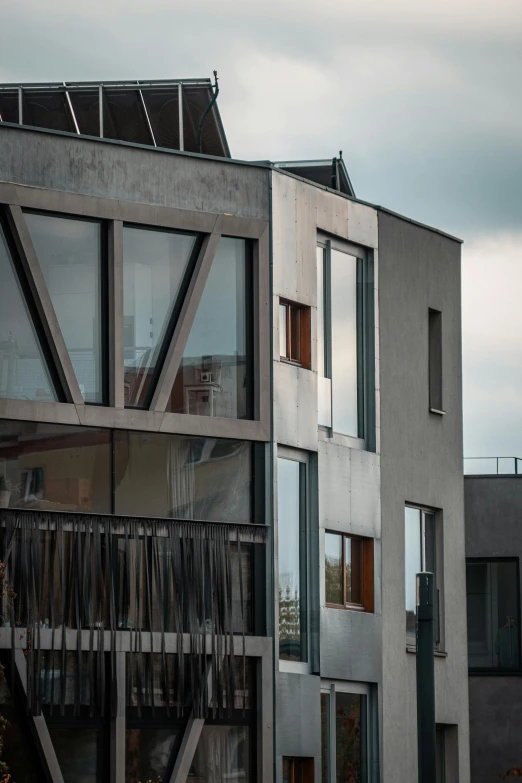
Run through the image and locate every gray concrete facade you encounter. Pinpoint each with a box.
[379,211,469,782]
[465,475,522,782]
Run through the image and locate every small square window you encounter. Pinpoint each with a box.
[325,531,374,612]
[279,300,311,369]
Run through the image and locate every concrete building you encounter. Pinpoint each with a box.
[465,464,522,782]
[0,78,469,782]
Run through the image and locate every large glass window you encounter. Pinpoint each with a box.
[114,431,253,523]
[466,559,520,671]
[167,237,253,420]
[190,725,251,783]
[25,212,105,404]
[321,688,368,783]
[0,224,57,402]
[317,241,368,438]
[405,506,437,640]
[0,419,111,513]
[277,456,307,662]
[123,225,197,408]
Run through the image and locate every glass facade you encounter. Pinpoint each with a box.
[466,559,520,671]
[123,225,197,407]
[278,456,306,662]
[168,237,253,419]
[0,224,57,402]
[25,212,105,403]
[0,420,256,524]
[335,693,365,783]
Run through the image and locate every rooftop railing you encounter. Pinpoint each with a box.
[464,457,522,475]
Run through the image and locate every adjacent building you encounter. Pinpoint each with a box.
[465,462,522,782]
[0,78,470,782]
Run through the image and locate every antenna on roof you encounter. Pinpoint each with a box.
[197,70,220,154]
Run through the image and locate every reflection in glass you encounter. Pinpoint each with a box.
[347,538,362,605]
[278,458,305,661]
[189,725,250,783]
[405,507,422,638]
[0,226,56,402]
[325,532,343,605]
[331,249,358,437]
[317,246,332,428]
[25,212,104,403]
[48,727,102,783]
[335,693,365,783]
[279,304,287,357]
[0,419,111,513]
[123,226,197,407]
[168,237,252,419]
[125,728,178,783]
[321,692,330,783]
[114,431,252,523]
[466,560,520,670]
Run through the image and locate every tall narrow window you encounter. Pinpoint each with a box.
[405,506,437,640]
[321,687,369,783]
[123,225,197,408]
[25,212,105,404]
[167,237,253,420]
[429,308,443,413]
[466,559,520,671]
[278,456,307,662]
[321,692,330,783]
[279,300,311,368]
[317,239,371,439]
[0,226,57,402]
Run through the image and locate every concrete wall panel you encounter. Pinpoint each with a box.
[320,610,382,683]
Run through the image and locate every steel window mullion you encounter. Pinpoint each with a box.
[18,85,23,123]
[99,84,104,138]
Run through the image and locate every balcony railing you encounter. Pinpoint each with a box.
[464,457,522,475]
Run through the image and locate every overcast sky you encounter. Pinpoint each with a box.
[1,0,521,460]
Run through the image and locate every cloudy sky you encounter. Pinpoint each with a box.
[1,0,521,460]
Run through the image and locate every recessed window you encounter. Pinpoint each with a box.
[278,455,308,662]
[466,558,520,671]
[405,506,441,642]
[279,300,311,369]
[429,308,443,414]
[321,688,370,782]
[317,239,374,441]
[325,532,374,611]
[283,757,314,783]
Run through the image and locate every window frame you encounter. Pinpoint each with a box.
[405,503,442,648]
[316,236,375,447]
[279,298,311,369]
[283,756,314,783]
[466,556,521,674]
[324,530,374,612]
[277,447,310,670]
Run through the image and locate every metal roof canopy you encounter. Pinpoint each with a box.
[0,77,230,158]
[274,156,355,197]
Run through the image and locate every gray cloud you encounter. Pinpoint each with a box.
[1,0,521,456]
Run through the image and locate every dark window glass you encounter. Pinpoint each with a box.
[24,212,105,403]
[429,308,443,412]
[466,559,520,671]
[0,419,111,513]
[436,726,446,783]
[0,91,20,123]
[283,757,314,783]
[335,693,365,783]
[68,91,100,136]
[123,225,197,408]
[125,728,179,783]
[330,248,358,437]
[142,87,180,149]
[167,237,253,420]
[321,692,330,783]
[190,725,251,783]
[104,90,151,145]
[114,431,253,523]
[182,86,224,156]
[0,665,45,781]
[0,225,57,402]
[325,532,343,605]
[278,457,306,662]
[22,90,75,132]
[47,727,105,783]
